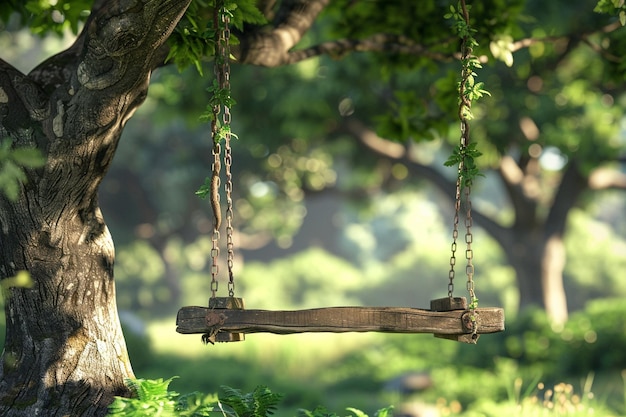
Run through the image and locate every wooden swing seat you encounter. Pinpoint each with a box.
[176,297,504,344]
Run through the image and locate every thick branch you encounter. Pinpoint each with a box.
[238,0,329,66]
[237,10,623,68]
[544,161,588,237]
[285,34,452,64]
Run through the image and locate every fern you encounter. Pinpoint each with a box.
[108,378,390,417]
[220,385,283,417]
[108,377,178,416]
[299,406,394,417]
[177,391,220,416]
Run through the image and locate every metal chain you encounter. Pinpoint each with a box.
[447,176,461,298]
[221,8,236,297]
[464,186,476,305]
[209,2,237,297]
[210,142,221,299]
[225,145,235,296]
[448,0,478,314]
[208,1,226,299]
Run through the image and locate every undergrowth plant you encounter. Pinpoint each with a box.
[107,377,392,417]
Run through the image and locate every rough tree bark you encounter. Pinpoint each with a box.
[0,0,191,415]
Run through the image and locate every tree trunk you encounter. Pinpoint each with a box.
[507,233,546,312]
[0,1,191,414]
[500,161,588,324]
[541,235,568,324]
[0,198,133,415]
[504,229,568,324]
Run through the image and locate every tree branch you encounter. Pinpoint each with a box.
[588,166,626,190]
[497,155,538,228]
[544,161,588,237]
[510,21,623,62]
[238,0,329,66]
[237,6,624,68]
[284,34,452,64]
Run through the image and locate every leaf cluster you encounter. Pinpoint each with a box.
[442,4,489,187]
[108,379,279,417]
[444,3,477,40]
[0,0,91,35]
[220,386,283,417]
[594,0,626,25]
[200,79,238,126]
[0,139,46,201]
[443,142,484,188]
[108,377,181,416]
[167,0,266,74]
[108,377,222,416]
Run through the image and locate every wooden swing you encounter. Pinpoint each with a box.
[176,1,504,345]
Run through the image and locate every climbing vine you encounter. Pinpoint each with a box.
[443,1,490,189]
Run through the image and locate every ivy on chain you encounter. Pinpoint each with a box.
[443,2,489,189]
[443,142,482,188]
[201,79,239,143]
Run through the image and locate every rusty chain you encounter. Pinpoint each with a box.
[447,0,478,322]
[209,1,235,299]
[221,9,236,297]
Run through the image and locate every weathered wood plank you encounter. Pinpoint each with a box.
[176,306,504,336]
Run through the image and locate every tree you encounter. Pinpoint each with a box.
[0,1,192,415]
[0,0,624,415]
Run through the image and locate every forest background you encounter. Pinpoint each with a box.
[1,0,626,416]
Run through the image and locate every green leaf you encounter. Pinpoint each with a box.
[195,177,212,199]
[1,270,35,291]
[346,408,368,417]
[374,406,394,417]
[0,160,27,201]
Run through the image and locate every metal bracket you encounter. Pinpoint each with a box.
[201,297,246,344]
[430,296,480,344]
